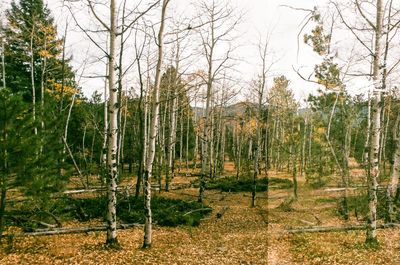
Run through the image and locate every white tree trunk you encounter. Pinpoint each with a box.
[106,0,119,246]
[101,62,108,182]
[1,36,5,89]
[387,114,400,222]
[143,0,169,248]
[166,89,177,191]
[30,25,37,136]
[366,0,383,244]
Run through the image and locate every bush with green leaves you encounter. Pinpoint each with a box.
[338,191,400,222]
[203,176,291,192]
[8,194,212,230]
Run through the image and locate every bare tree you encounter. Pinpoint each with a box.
[143,0,170,248]
[196,0,241,202]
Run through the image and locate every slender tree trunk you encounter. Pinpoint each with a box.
[387,113,400,222]
[364,93,371,168]
[90,126,96,174]
[105,0,119,246]
[143,0,169,248]
[101,65,108,184]
[134,45,147,198]
[252,87,263,207]
[39,35,47,152]
[30,25,37,136]
[63,94,76,159]
[265,115,269,174]
[301,117,307,178]
[199,64,213,202]
[236,125,243,180]
[208,101,214,178]
[166,89,177,191]
[120,95,128,171]
[116,2,127,172]
[248,138,253,160]
[220,121,226,174]
[1,36,5,89]
[382,100,391,177]
[179,106,184,172]
[366,0,383,245]
[186,104,190,171]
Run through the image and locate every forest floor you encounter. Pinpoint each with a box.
[1,162,400,264]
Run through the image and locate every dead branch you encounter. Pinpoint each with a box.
[216,206,229,219]
[287,223,400,234]
[183,208,212,217]
[4,223,143,237]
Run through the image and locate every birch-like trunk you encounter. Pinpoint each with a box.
[143,0,169,248]
[236,125,243,180]
[40,33,47,141]
[366,0,383,245]
[220,123,226,174]
[1,36,5,89]
[387,113,400,222]
[120,95,128,169]
[199,85,211,202]
[179,107,184,172]
[101,65,108,183]
[186,104,190,171]
[166,89,177,191]
[301,117,307,178]
[106,0,119,246]
[30,25,37,136]
[252,88,263,207]
[134,47,148,199]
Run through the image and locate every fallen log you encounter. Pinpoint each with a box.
[287,223,400,234]
[216,206,229,219]
[323,187,358,192]
[183,208,212,217]
[63,188,104,195]
[4,223,143,237]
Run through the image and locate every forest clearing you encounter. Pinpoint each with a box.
[2,163,400,264]
[1,0,400,264]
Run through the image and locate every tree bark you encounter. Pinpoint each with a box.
[143,0,169,248]
[105,0,119,246]
[387,113,400,222]
[288,223,400,234]
[30,24,37,136]
[1,36,5,89]
[366,0,383,245]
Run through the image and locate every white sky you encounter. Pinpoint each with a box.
[4,0,391,103]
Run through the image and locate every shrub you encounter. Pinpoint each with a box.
[338,191,398,222]
[204,176,292,192]
[10,194,212,229]
[205,177,266,192]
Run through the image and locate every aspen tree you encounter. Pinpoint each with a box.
[143,0,170,248]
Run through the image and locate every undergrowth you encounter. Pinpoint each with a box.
[6,194,212,231]
[338,191,400,222]
[201,176,292,192]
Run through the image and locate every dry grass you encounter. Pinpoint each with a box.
[2,164,400,264]
[1,187,270,264]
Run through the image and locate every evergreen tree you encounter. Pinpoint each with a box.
[4,0,74,97]
[2,0,78,205]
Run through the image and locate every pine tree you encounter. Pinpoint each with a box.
[3,0,77,205]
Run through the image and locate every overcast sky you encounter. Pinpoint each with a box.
[2,0,360,103]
